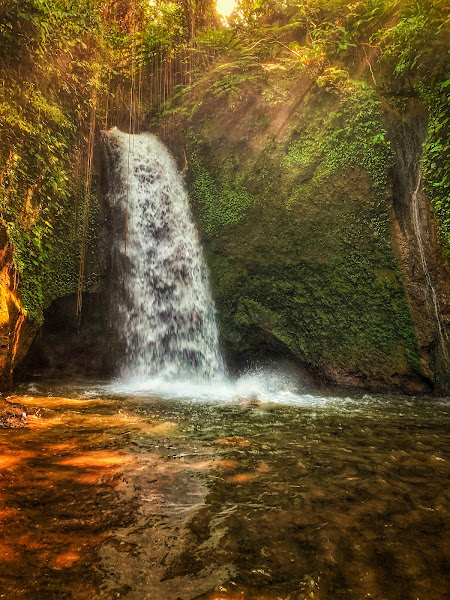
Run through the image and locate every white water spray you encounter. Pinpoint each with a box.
[102,128,312,403]
[103,127,225,382]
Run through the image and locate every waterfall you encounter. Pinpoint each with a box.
[102,127,225,382]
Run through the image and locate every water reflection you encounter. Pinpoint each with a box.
[0,382,448,599]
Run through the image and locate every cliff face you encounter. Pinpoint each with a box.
[1,69,449,394]
[0,1,108,392]
[387,103,450,392]
[0,145,103,391]
[176,67,450,392]
[0,150,103,392]
[0,226,38,390]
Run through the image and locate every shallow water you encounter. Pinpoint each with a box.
[0,380,449,600]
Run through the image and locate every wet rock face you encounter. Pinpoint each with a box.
[0,223,108,388]
[179,75,450,393]
[0,398,28,428]
[16,293,113,382]
[2,88,448,394]
[0,226,38,391]
[387,102,450,393]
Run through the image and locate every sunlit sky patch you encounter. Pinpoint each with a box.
[216,0,237,18]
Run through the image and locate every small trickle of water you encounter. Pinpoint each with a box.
[411,169,448,360]
[103,127,225,381]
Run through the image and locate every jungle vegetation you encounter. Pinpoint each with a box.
[0,0,449,321]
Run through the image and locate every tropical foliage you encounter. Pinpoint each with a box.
[0,0,449,321]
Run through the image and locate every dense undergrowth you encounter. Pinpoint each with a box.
[0,0,109,321]
[0,0,220,322]
[167,0,449,244]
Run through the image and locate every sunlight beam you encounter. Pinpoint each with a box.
[216,0,236,18]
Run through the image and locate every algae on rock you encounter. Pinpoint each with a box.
[182,70,432,392]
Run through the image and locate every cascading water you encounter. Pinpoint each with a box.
[102,127,225,383]
[102,127,307,401]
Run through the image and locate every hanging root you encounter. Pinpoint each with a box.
[76,93,97,324]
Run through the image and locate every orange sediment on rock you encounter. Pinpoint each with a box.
[51,550,82,570]
[75,472,110,485]
[65,412,177,435]
[0,542,18,562]
[9,395,103,407]
[213,436,254,447]
[256,461,271,473]
[0,506,17,519]
[0,449,36,469]
[227,473,256,484]
[181,459,214,470]
[56,450,133,468]
[27,415,64,429]
[216,459,239,469]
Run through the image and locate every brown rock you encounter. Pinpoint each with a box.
[0,225,38,391]
[0,397,28,428]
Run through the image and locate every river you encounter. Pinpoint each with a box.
[0,380,448,600]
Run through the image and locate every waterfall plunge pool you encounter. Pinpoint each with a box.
[7,131,446,598]
[0,379,448,600]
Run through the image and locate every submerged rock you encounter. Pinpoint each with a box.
[0,397,28,428]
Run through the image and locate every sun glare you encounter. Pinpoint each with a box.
[216,0,236,18]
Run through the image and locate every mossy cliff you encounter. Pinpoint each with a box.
[1,1,449,393]
[174,65,450,392]
[0,225,38,389]
[0,0,108,389]
[0,104,102,390]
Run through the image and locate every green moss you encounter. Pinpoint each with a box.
[0,108,77,322]
[207,215,419,374]
[282,137,322,170]
[0,1,109,325]
[42,188,101,309]
[421,79,450,260]
[0,113,100,324]
[187,133,259,233]
[281,82,392,206]
[185,79,421,382]
[320,84,392,189]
